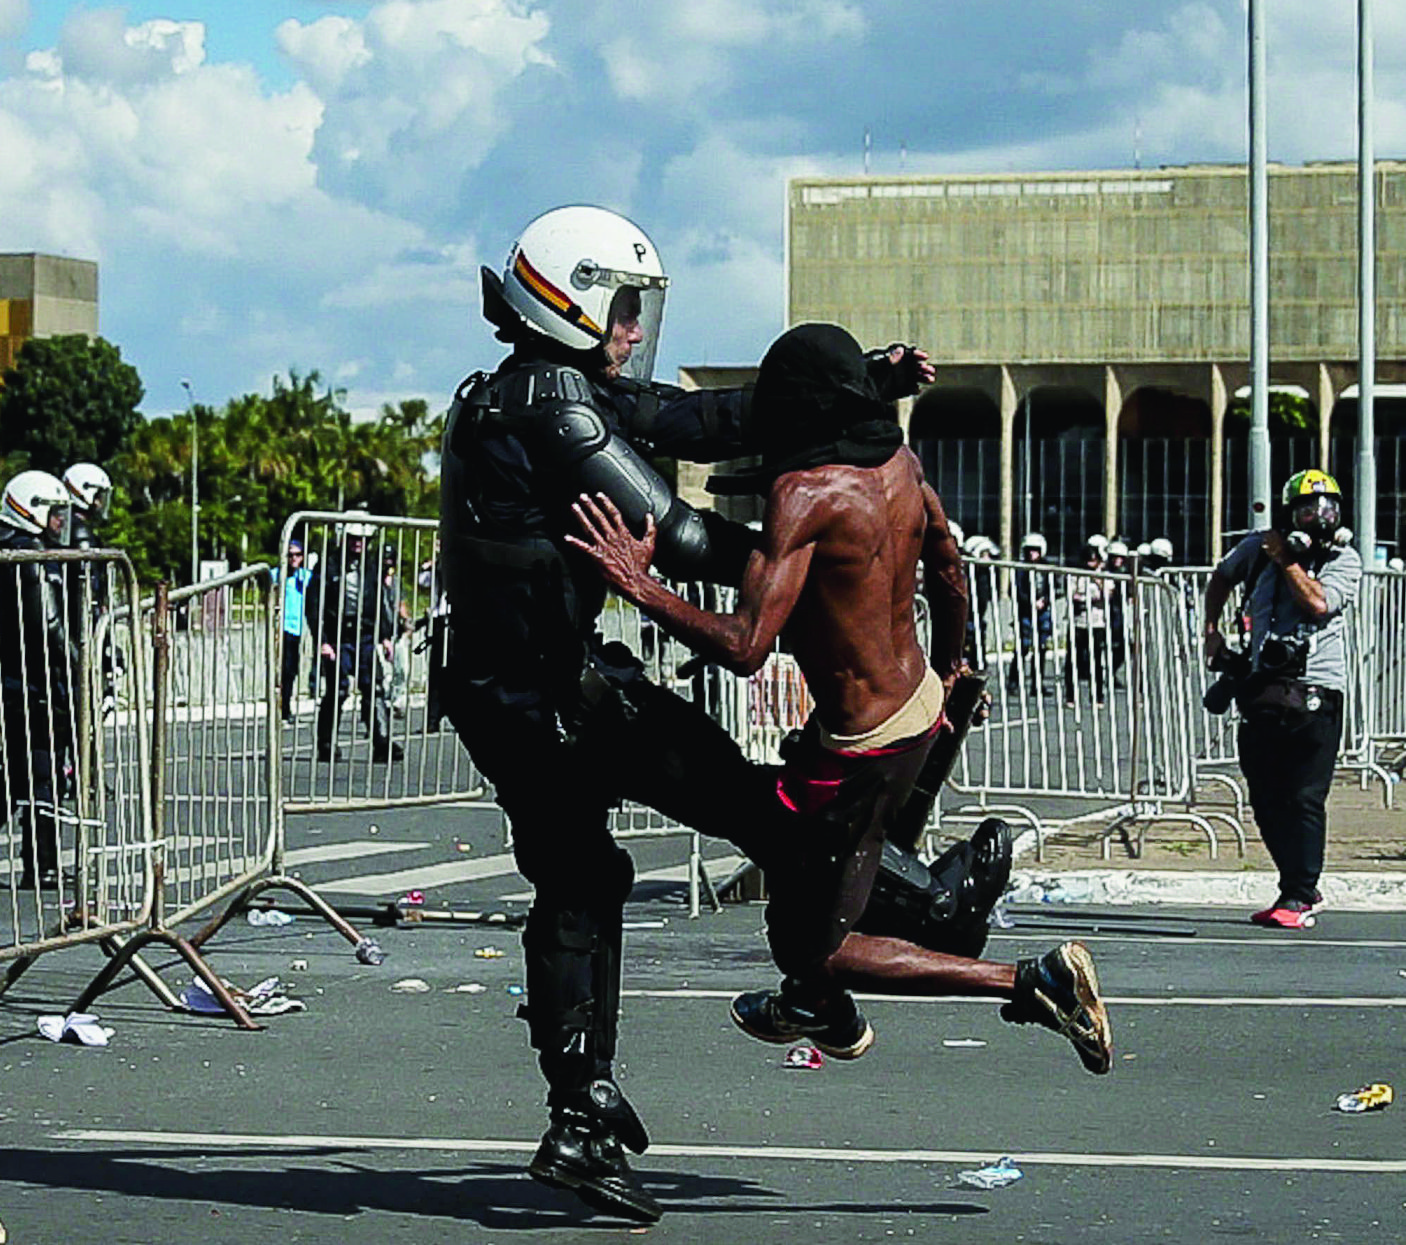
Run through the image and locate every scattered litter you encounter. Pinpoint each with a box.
[354,938,385,966]
[474,946,506,959]
[989,902,1015,930]
[1335,1083,1393,1113]
[37,1013,114,1047]
[783,1045,824,1069]
[622,920,667,930]
[957,1155,1023,1190]
[506,984,525,996]
[181,976,306,1017]
[368,823,380,835]
[391,978,432,994]
[447,983,487,994]
[247,909,295,927]
[402,890,425,906]
[1,1214,6,1242]
[942,1039,987,1049]
[289,958,309,971]
[486,913,509,923]
[455,843,473,853]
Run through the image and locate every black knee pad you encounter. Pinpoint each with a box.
[856,820,1012,958]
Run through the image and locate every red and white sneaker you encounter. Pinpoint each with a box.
[1250,897,1318,929]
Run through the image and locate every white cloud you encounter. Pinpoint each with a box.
[0,0,28,42]
[597,0,865,106]
[276,0,554,208]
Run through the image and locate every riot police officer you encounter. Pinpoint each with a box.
[63,463,116,711]
[0,471,73,889]
[439,206,989,1222]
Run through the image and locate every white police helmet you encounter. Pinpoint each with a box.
[1,469,72,545]
[1149,537,1174,561]
[1087,532,1109,554]
[964,534,999,558]
[1107,539,1129,559]
[63,462,113,521]
[1020,532,1047,556]
[495,205,668,381]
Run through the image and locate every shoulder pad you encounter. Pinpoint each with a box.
[533,399,610,467]
[497,362,594,413]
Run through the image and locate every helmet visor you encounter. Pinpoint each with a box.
[47,503,73,547]
[604,283,665,382]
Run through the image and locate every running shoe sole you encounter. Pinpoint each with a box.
[1050,941,1114,1075]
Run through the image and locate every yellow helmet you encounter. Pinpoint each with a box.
[1280,468,1341,504]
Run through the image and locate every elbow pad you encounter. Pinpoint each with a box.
[537,399,738,583]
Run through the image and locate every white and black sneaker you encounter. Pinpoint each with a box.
[1001,940,1113,1075]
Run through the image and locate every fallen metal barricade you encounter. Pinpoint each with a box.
[948,558,1244,860]
[0,549,155,1000]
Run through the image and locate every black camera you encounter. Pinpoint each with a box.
[1202,645,1251,716]
[1259,632,1310,678]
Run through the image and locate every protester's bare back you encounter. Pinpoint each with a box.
[775,446,930,737]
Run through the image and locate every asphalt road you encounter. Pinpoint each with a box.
[2,795,1405,1244]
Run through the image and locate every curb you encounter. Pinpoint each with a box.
[1008,829,1406,911]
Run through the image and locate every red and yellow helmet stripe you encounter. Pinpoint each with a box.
[512,250,604,341]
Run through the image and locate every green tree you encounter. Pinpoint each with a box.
[0,335,144,477]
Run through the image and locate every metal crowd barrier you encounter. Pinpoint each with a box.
[950,557,1245,860]
[275,513,484,816]
[1,549,155,996]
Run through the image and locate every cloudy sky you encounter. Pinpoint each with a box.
[2,1,1403,418]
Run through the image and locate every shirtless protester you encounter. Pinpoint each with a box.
[569,323,1112,1076]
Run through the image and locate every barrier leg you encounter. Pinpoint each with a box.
[71,928,262,1031]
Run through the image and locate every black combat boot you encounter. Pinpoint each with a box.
[528,1107,662,1223]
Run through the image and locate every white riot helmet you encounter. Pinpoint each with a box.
[487,205,668,381]
[1,469,72,546]
[1087,532,1109,555]
[964,534,998,559]
[63,462,113,521]
[1020,531,1047,556]
[1149,537,1174,561]
[1107,539,1129,559]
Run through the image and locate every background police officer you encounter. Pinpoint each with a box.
[0,471,73,890]
[1203,470,1362,929]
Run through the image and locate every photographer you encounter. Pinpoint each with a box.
[1202,470,1362,929]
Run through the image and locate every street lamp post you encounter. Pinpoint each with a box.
[181,378,198,586]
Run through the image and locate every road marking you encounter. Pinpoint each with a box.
[316,852,521,896]
[47,1129,1406,1174]
[285,840,430,866]
[499,854,746,902]
[622,988,1406,1008]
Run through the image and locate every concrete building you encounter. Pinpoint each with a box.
[784,162,1406,563]
[0,253,100,375]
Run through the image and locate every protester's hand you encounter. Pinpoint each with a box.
[566,492,657,597]
[320,643,334,660]
[887,342,936,387]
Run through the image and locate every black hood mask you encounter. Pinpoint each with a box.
[708,323,904,496]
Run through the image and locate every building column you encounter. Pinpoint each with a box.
[1317,362,1335,468]
[1210,363,1227,557]
[896,394,915,442]
[1103,365,1121,537]
[999,365,1018,561]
